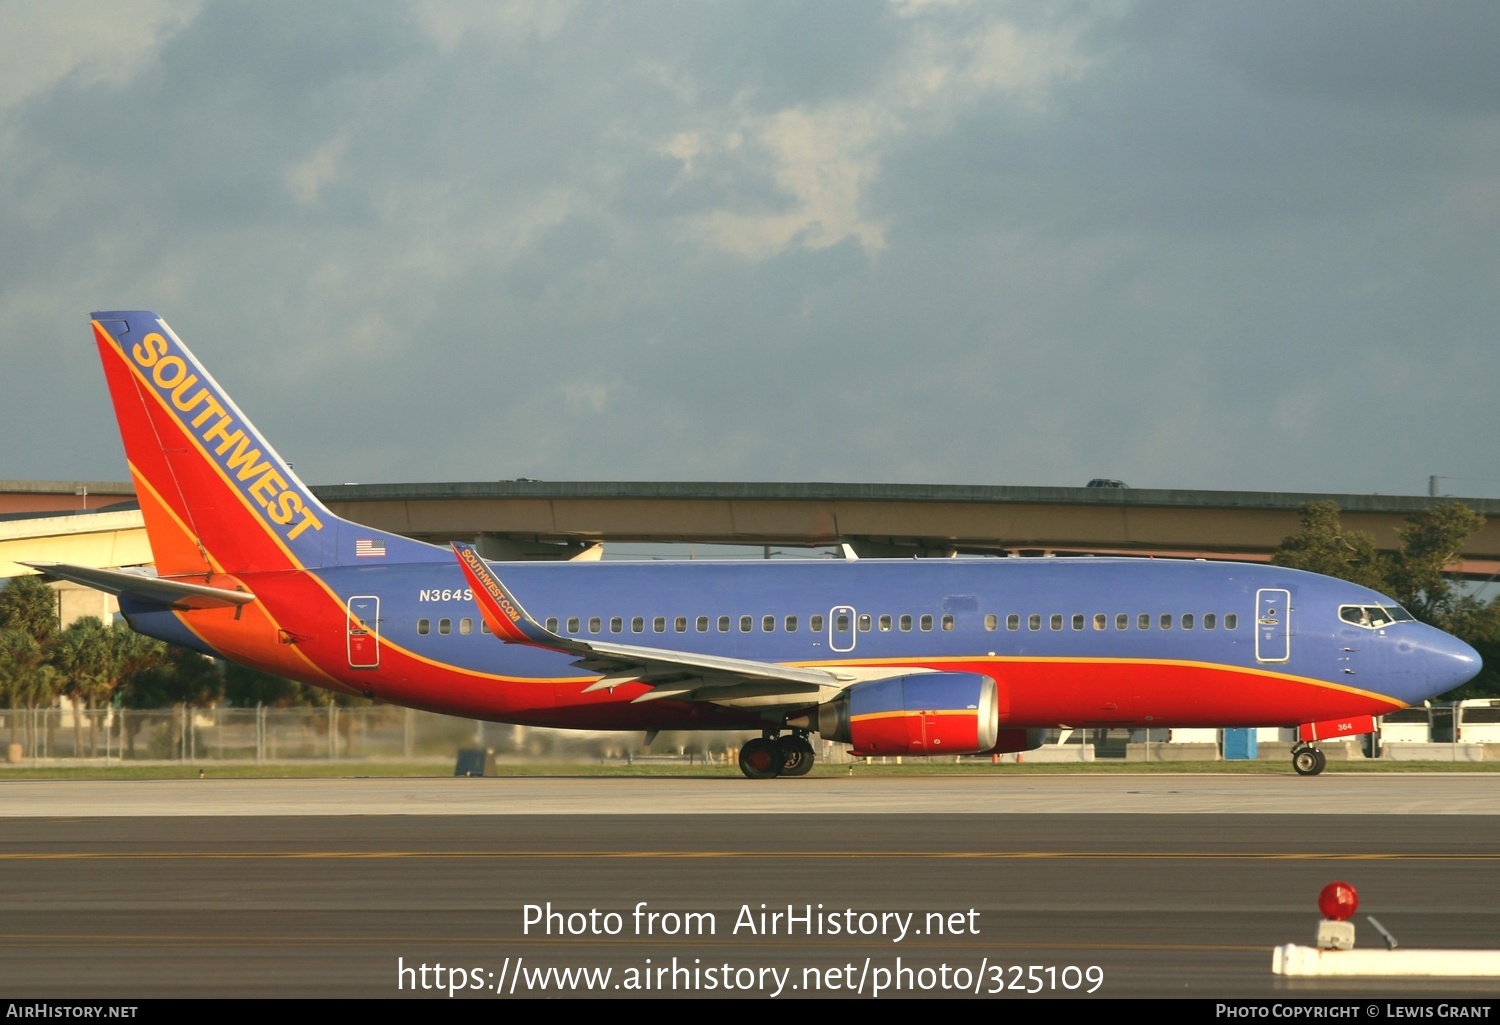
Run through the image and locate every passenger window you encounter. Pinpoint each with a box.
[567,617,580,634]
[1115,613,1128,630]
[763,615,776,632]
[460,618,472,635]
[984,614,998,631]
[1007,614,1019,631]
[859,614,872,632]
[1181,613,1194,630]
[1159,614,1172,630]
[718,616,730,632]
[1138,613,1150,630]
[785,615,798,633]
[654,617,666,633]
[1094,614,1106,631]
[439,619,451,635]
[632,617,644,633]
[1050,614,1063,631]
[1204,613,1216,629]
[1071,614,1085,631]
[696,616,709,632]
[545,617,558,632]
[675,616,687,632]
[879,615,892,632]
[417,619,430,635]
[941,614,954,632]
[610,617,623,633]
[481,621,491,634]
[810,615,824,632]
[920,614,933,631]
[740,615,752,632]
[900,614,913,632]
[588,617,601,633]
[1028,614,1041,631]
[1225,613,1238,630]
[835,614,850,632]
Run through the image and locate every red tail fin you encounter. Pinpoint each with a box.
[93,311,340,575]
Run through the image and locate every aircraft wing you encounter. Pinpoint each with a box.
[451,543,849,706]
[20,562,256,610]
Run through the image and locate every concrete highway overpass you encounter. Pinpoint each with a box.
[5,480,1500,579]
[319,481,1500,577]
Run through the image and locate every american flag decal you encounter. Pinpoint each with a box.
[355,538,387,558]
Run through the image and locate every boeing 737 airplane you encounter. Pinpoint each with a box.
[28,311,1481,778]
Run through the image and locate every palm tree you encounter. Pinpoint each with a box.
[0,629,60,755]
[50,619,113,756]
[0,576,59,644]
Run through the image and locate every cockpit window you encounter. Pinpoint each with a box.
[1340,604,1412,629]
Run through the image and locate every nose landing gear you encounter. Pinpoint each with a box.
[737,730,817,779]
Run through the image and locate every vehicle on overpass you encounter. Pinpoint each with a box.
[28,312,1482,778]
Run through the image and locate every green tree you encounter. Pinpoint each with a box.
[1386,502,1487,625]
[222,662,316,707]
[1271,501,1389,591]
[120,645,220,709]
[0,628,60,753]
[50,617,112,756]
[0,576,59,645]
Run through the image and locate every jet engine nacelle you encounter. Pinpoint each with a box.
[816,672,999,757]
[988,727,1046,754]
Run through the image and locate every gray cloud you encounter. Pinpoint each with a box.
[1,1,1496,501]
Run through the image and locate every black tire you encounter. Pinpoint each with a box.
[777,736,816,777]
[739,738,782,779]
[1293,748,1324,776]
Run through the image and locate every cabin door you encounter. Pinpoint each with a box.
[829,605,856,652]
[348,596,381,669]
[1255,589,1290,663]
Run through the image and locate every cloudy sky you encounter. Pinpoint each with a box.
[1,1,1497,498]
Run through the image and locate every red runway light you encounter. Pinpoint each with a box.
[1318,881,1358,921]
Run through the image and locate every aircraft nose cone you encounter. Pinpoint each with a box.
[1431,632,1482,694]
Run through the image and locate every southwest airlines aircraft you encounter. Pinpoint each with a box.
[29,312,1481,778]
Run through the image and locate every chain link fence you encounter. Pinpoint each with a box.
[0,705,852,766]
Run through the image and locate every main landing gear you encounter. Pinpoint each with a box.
[1291,743,1327,777]
[738,731,816,779]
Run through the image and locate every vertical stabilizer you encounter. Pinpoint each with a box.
[92,311,378,574]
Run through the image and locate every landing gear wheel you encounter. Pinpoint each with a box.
[739,737,783,779]
[777,735,816,777]
[1293,747,1326,776]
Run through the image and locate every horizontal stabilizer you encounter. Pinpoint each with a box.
[21,562,256,610]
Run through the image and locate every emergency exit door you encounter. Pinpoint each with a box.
[348,596,380,668]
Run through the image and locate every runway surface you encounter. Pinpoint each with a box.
[2,776,1498,999]
[3,772,1500,816]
